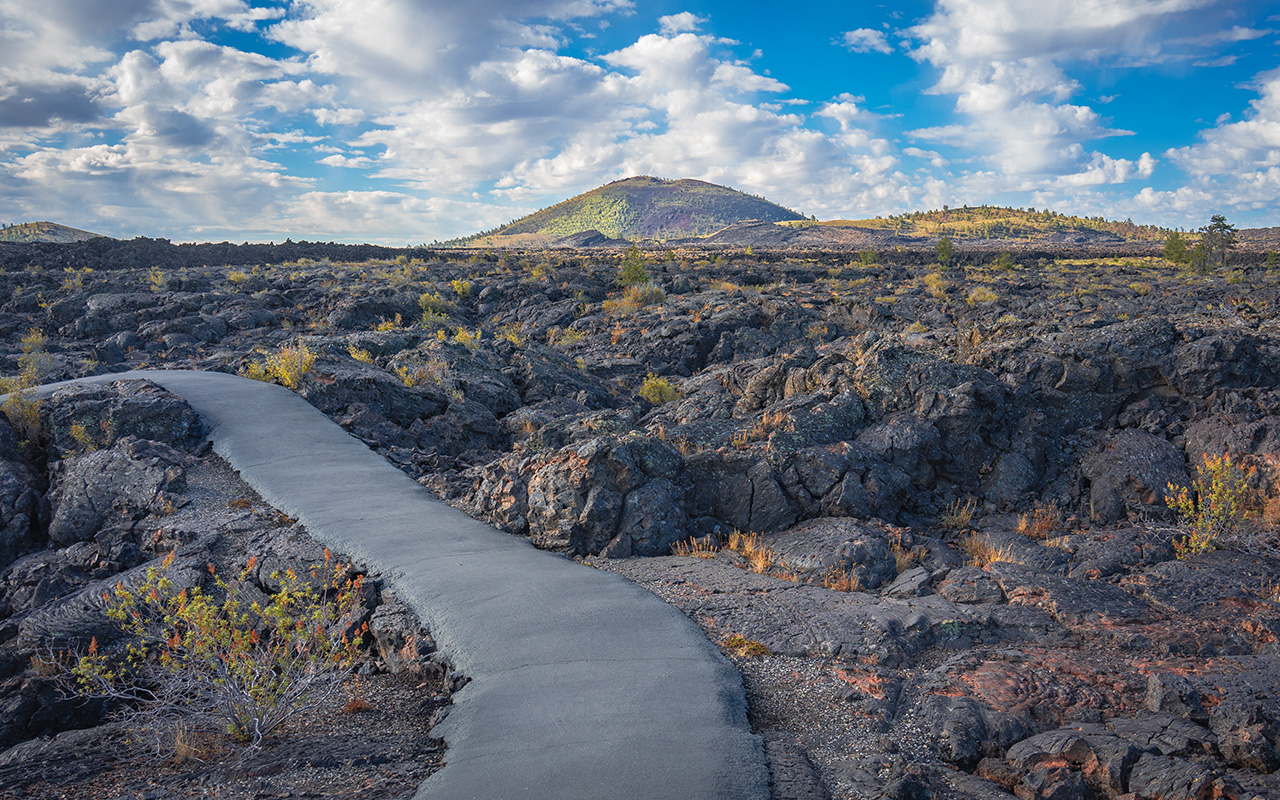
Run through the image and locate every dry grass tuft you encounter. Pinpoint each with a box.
[343,678,373,714]
[891,543,919,574]
[941,497,977,531]
[726,531,778,575]
[1016,501,1060,540]
[671,537,720,559]
[959,533,1017,569]
[823,567,860,592]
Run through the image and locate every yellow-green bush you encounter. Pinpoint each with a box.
[67,551,366,748]
[638,374,678,405]
[1166,452,1254,559]
[967,286,999,306]
[243,342,316,390]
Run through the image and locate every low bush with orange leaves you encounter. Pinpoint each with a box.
[66,549,368,749]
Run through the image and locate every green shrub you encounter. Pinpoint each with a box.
[1,327,51,452]
[496,323,524,346]
[1166,452,1253,559]
[419,291,455,316]
[266,342,316,389]
[549,327,585,347]
[638,374,678,405]
[966,286,999,306]
[617,245,650,287]
[66,551,366,749]
[243,341,316,390]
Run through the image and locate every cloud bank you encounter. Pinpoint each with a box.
[0,0,1275,243]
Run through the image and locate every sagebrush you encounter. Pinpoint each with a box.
[66,551,367,749]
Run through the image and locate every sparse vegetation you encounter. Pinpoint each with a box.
[720,634,770,658]
[244,341,316,390]
[1166,452,1254,559]
[967,286,999,306]
[63,551,367,749]
[935,237,954,265]
[672,537,720,558]
[496,323,524,346]
[959,533,1016,569]
[942,497,977,531]
[1016,502,1059,540]
[419,292,455,316]
[617,245,650,287]
[638,374,678,405]
[1,328,52,452]
[348,346,374,363]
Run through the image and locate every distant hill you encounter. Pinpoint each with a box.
[450,177,805,245]
[0,221,108,243]
[795,205,1171,242]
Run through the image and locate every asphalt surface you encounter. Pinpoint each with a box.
[26,370,770,800]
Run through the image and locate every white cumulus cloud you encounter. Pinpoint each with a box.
[840,28,892,55]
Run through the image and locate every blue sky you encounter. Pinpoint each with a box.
[1,0,1277,244]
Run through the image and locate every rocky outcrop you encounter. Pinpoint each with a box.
[41,378,205,459]
[0,420,38,571]
[45,437,190,546]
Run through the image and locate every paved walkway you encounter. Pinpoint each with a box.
[31,371,769,800]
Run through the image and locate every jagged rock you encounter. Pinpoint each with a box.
[368,590,438,675]
[41,379,205,459]
[686,449,797,534]
[1109,712,1217,759]
[46,437,190,547]
[780,441,912,522]
[1145,672,1208,724]
[883,566,932,598]
[618,478,689,556]
[1127,752,1238,800]
[1002,723,1139,798]
[14,539,211,652]
[938,567,1004,605]
[765,517,901,590]
[0,419,38,570]
[1209,700,1280,773]
[300,358,446,428]
[988,561,1152,626]
[922,694,1030,767]
[325,292,420,330]
[1080,429,1188,524]
[470,430,687,554]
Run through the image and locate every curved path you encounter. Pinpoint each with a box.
[29,370,769,800]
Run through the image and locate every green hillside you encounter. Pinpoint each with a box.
[0,221,107,243]
[461,176,805,243]
[796,205,1170,242]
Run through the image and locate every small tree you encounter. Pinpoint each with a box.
[936,237,954,265]
[1162,231,1190,264]
[1199,214,1237,270]
[617,245,649,287]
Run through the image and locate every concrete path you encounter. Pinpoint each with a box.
[28,370,770,800]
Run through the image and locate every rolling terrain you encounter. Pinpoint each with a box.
[0,222,107,244]
[2,241,1280,799]
[448,176,805,246]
